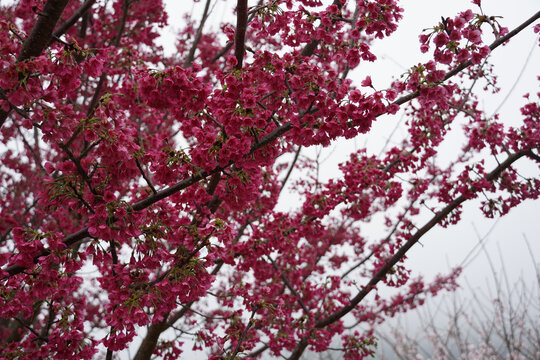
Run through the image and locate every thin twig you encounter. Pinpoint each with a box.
[267,256,310,315]
[135,158,157,194]
[230,306,258,360]
[279,146,302,194]
[184,0,213,68]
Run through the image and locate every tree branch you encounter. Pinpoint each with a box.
[285,150,531,360]
[279,146,302,194]
[132,319,170,360]
[52,0,97,42]
[0,0,70,129]
[234,0,248,69]
[392,10,540,107]
[135,158,157,194]
[3,10,538,285]
[184,0,213,68]
[268,256,310,315]
[230,306,258,360]
[17,0,70,62]
[317,151,529,328]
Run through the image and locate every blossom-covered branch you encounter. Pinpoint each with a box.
[0,1,539,359]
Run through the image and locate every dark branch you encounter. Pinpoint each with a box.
[17,0,70,62]
[279,146,302,194]
[315,150,530,329]
[234,0,248,69]
[230,306,258,360]
[286,151,530,360]
[392,10,540,107]
[135,158,157,194]
[184,0,213,68]
[132,319,170,360]
[52,0,96,42]
[0,0,70,128]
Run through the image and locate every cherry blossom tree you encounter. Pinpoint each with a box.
[0,0,538,359]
